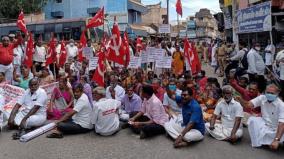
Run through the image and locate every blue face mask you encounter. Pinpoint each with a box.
[265,93,277,102]
[169,85,176,91]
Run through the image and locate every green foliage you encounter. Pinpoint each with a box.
[0,0,47,22]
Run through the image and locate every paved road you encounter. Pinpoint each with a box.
[0,64,283,159]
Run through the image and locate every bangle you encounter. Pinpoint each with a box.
[274,137,280,141]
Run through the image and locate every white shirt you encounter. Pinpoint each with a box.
[247,48,265,75]
[106,85,125,101]
[17,88,48,116]
[13,44,25,65]
[230,48,246,61]
[214,99,244,128]
[265,44,276,65]
[276,50,284,80]
[72,93,93,129]
[163,90,182,114]
[33,46,47,62]
[66,44,78,59]
[91,98,120,135]
[251,95,284,129]
[0,94,5,112]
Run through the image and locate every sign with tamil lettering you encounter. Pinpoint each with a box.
[237,1,271,33]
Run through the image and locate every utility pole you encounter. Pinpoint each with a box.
[167,0,169,24]
[232,0,239,50]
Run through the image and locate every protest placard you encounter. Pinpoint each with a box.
[153,49,165,60]
[83,47,94,59]
[146,47,155,63]
[89,57,99,70]
[141,51,148,64]
[155,56,172,68]
[128,56,142,69]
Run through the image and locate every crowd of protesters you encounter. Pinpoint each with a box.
[0,32,283,150]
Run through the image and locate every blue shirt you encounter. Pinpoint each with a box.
[181,98,205,135]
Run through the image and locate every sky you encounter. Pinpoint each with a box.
[141,0,222,21]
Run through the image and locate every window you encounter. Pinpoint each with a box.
[56,0,62,3]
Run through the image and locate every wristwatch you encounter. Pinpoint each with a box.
[274,137,280,141]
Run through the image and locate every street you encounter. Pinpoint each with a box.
[0,65,283,159]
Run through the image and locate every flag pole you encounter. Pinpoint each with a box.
[177,13,180,39]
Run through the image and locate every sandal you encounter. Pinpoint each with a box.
[12,130,26,140]
[46,133,63,139]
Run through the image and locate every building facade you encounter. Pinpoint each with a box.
[141,2,167,25]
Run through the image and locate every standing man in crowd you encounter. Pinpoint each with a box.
[0,35,21,83]
[247,43,266,93]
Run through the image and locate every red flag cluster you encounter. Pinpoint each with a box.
[46,34,56,66]
[184,38,201,75]
[58,40,67,68]
[78,29,87,62]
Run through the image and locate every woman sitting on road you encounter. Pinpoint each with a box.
[13,65,32,90]
[47,77,74,120]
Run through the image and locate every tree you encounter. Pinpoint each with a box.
[0,0,47,23]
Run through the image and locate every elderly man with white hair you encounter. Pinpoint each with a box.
[206,85,244,144]
[92,87,121,136]
[243,84,284,150]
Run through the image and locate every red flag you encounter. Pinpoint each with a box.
[176,0,183,17]
[136,36,143,54]
[92,51,106,87]
[58,40,67,68]
[17,10,28,34]
[123,32,130,67]
[45,33,56,66]
[106,16,125,65]
[23,33,34,68]
[184,38,194,66]
[86,7,104,28]
[191,42,201,75]
[78,29,87,62]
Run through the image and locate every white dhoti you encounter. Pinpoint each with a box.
[248,117,284,147]
[164,115,204,142]
[205,123,243,141]
[0,63,13,83]
[119,110,130,122]
[14,111,46,129]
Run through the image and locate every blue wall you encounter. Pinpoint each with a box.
[44,0,128,19]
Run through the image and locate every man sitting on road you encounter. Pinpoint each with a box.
[8,78,48,139]
[206,85,244,144]
[244,84,284,149]
[164,87,205,148]
[47,84,93,138]
[106,75,125,102]
[129,85,169,139]
[92,87,120,136]
[120,85,142,122]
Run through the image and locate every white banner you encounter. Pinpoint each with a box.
[146,47,155,63]
[128,56,142,69]
[159,24,171,33]
[89,57,99,70]
[153,48,165,60]
[155,56,172,68]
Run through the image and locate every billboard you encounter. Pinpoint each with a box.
[237,1,271,33]
[187,20,196,29]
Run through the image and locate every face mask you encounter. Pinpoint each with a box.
[110,83,116,88]
[255,47,261,51]
[70,43,74,46]
[265,93,277,102]
[168,85,176,91]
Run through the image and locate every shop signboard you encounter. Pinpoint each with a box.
[237,1,271,33]
[159,24,171,33]
[187,21,196,29]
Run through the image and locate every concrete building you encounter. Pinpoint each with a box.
[219,0,284,50]
[0,0,148,40]
[141,2,167,25]
[194,8,218,40]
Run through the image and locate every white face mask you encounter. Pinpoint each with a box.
[255,47,261,51]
